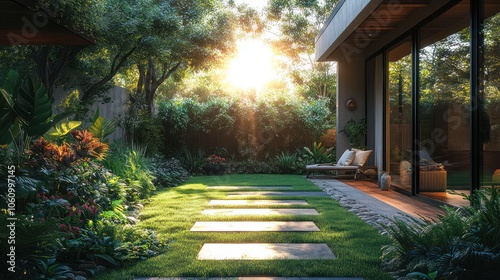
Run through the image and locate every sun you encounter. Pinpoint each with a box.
[227,39,276,91]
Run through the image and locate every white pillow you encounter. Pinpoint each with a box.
[337,149,356,166]
[351,150,372,166]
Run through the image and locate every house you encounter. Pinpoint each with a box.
[316,0,500,198]
[0,0,93,45]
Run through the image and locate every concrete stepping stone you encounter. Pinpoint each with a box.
[197,243,336,260]
[208,186,294,190]
[209,200,309,206]
[227,191,329,197]
[190,221,320,232]
[201,209,319,216]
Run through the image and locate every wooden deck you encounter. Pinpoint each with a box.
[339,179,470,220]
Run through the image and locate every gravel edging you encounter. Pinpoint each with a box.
[309,179,415,235]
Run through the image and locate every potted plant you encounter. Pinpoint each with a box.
[341,118,367,149]
[203,154,227,175]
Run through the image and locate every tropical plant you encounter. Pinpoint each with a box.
[275,152,298,174]
[88,108,117,143]
[179,147,206,174]
[381,188,500,280]
[0,70,71,147]
[303,141,334,164]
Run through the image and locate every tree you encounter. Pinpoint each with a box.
[133,0,236,113]
[265,0,338,99]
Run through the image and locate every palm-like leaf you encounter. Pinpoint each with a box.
[16,76,53,136]
[0,70,74,145]
[89,116,117,142]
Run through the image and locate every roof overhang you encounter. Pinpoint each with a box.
[0,0,94,45]
[316,0,435,61]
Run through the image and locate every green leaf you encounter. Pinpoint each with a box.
[2,70,21,98]
[46,120,82,138]
[14,76,53,137]
[89,116,117,141]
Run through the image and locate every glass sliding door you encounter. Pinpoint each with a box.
[419,0,471,192]
[482,1,500,186]
[387,36,412,191]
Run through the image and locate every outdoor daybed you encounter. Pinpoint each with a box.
[399,151,447,192]
[306,149,375,179]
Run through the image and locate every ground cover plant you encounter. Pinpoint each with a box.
[381,189,500,280]
[94,174,392,279]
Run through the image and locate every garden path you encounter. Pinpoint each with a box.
[135,185,365,280]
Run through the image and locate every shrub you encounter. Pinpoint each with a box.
[381,189,500,280]
[102,141,155,199]
[0,133,165,279]
[226,159,278,174]
[150,155,189,188]
[303,141,335,164]
[275,152,299,174]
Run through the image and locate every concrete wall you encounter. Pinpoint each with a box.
[335,51,366,159]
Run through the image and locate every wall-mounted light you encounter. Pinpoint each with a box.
[346,98,357,111]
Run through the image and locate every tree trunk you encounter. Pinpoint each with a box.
[139,59,181,113]
[80,46,136,106]
[32,46,80,101]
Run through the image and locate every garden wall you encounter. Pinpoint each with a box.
[53,86,127,142]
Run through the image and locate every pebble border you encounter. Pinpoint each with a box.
[309,179,410,235]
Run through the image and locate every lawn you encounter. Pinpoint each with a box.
[95,174,392,279]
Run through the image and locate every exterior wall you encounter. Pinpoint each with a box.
[335,50,366,160]
[316,0,383,61]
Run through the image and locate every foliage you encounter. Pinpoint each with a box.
[88,109,117,143]
[341,118,367,149]
[0,131,165,279]
[275,151,301,174]
[0,70,71,148]
[265,0,338,99]
[149,155,189,189]
[179,147,206,175]
[381,188,500,280]
[122,105,164,155]
[102,141,155,199]
[158,95,333,160]
[226,160,278,174]
[303,141,334,164]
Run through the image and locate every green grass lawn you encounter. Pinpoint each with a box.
[95,174,392,280]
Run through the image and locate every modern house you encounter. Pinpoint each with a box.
[0,0,93,45]
[316,0,500,200]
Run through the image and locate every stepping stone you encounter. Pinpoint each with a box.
[201,209,319,216]
[197,243,336,260]
[190,221,320,232]
[227,191,329,197]
[209,200,309,206]
[207,186,294,190]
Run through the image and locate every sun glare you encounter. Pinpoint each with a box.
[227,39,276,91]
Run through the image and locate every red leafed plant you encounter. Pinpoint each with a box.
[28,130,108,169]
[70,130,108,160]
[206,154,226,166]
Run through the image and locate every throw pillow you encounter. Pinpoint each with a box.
[351,150,372,166]
[337,149,356,166]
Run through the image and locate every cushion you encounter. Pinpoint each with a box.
[351,150,372,166]
[337,149,356,166]
[420,150,433,161]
